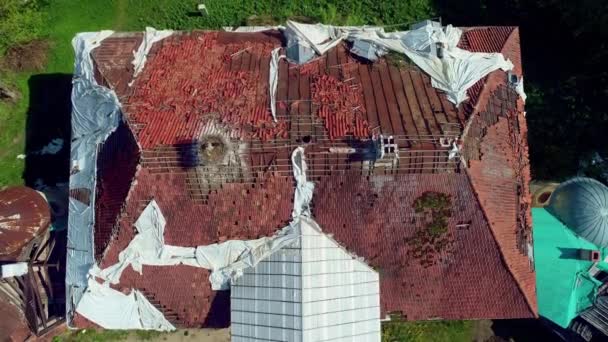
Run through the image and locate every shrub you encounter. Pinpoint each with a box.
[0,0,47,55]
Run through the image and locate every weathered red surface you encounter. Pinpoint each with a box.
[100,169,294,326]
[458,27,516,114]
[0,186,50,259]
[83,27,536,327]
[464,79,537,313]
[0,295,31,341]
[314,173,533,320]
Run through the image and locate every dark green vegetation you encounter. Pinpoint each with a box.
[436,0,608,182]
[407,192,454,268]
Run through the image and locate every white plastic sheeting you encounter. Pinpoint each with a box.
[78,148,313,330]
[269,47,284,122]
[76,280,175,331]
[515,76,527,102]
[67,30,121,323]
[231,148,380,342]
[448,142,460,160]
[285,21,344,60]
[224,26,278,33]
[280,20,514,105]
[395,24,513,104]
[291,146,314,218]
[90,199,300,291]
[131,27,173,80]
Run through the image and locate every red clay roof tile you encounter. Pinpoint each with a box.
[85,28,535,327]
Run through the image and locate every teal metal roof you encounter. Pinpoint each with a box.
[533,207,605,328]
[547,177,608,247]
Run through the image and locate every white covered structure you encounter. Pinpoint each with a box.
[231,218,380,342]
[73,147,381,339]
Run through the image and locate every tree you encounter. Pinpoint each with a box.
[0,0,46,55]
[436,0,608,181]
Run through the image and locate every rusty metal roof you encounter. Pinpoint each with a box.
[0,186,51,259]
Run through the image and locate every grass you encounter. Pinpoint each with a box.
[0,70,28,186]
[52,329,164,341]
[52,329,130,342]
[382,321,474,342]
[0,0,122,187]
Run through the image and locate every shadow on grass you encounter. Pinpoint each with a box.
[23,73,72,187]
[22,73,72,325]
[491,318,565,342]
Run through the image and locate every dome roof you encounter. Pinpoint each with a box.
[547,177,608,247]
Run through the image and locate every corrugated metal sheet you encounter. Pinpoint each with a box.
[548,177,608,248]
[231,217,380,342]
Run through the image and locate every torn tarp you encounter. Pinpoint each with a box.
[514,76,527,102]
[89,148,312,289]
[291,146,314,218]
[284,21,344,64]
[280,20,514,105]
[77,148,317,330]
[224,26,279,33]
[132,27,173,76]
[131,27,173,80]
[269,47,283,122]
[91,198,300,290]
[346,22,513,105]
[76,280,175,331]
[67,30,122,325]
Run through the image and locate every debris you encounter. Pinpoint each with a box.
[311,74,369,139]
[281,20,514,104]
[197,4,208,16]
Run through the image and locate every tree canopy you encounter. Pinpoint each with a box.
[437,0,608,181]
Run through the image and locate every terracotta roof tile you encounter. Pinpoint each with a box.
[81,28,535,327]
[458,27,516,115]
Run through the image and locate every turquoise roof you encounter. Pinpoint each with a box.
[533,207,604,328]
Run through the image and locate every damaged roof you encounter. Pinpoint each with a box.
[74,25,534,327]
